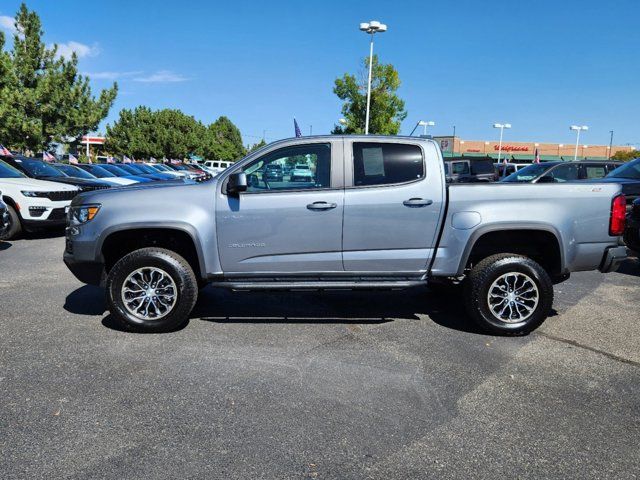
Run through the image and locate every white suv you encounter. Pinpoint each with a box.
[0,160,79,240]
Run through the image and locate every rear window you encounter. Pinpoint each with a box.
[470,160,495,175]
[584,165,607,179]
[353,143,424,187]
[451,162,469,175]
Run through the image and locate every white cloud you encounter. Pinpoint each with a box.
[133,70,189,83]
[0,15,17,34]
[52,41,100,60]
[82,71,142,80]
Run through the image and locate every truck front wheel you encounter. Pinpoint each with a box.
[106,247,198,332]
[464,254,553,335]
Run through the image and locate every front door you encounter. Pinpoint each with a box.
[342,140,445,273]
[216,141,344,274]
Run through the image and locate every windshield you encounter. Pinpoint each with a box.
[101,164,130,176]
[0,160,26,178]
[117,164,141,174]
[295,165,310,170]
[151,164,170,172]
[17,158,67,177]
[607,159,640,180]
[133,163,158,174]
[501,163,553,182]
[55,164,96,179]
[86,165,116,178]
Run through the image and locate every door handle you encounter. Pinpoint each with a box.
[307,201,338,211]
[403,198,433,207]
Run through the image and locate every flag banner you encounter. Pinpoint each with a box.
[43,152,55,162]
[0,144,12,156]
[68,153,78,164]
[149,157,157,163]
[107,156,115,164]
[294,118,302,138]
[534,148,540,164]
[171,159,181,165]
[123,155,132,163]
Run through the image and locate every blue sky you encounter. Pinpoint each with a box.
[1,0,639,147]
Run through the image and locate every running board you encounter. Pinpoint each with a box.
[213,280,427,291]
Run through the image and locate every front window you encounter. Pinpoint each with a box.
[502,163,552,182]
[0,160,26,178]
[55,164,96,179]
[16,158,66,177]
[242,143,331,192]
[352,142,424,186]
[608,160,640,180]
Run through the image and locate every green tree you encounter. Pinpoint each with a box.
[0,3,117,151]
[105,106,206,159]
[332,54,407,135]
[203,116,246,160]
[247,139,267,154]
[611,149,639,162]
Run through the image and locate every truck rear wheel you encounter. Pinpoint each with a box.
[464,254,553,335]
[106,247,198,332]
[0,204,22,241]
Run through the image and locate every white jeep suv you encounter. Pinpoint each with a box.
[0,160,79,240]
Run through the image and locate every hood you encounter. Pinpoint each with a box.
[72,176,210,206]
[0,177,80,191]
[38,176,113,188]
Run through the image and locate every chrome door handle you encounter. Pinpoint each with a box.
[403,198,433,207]
[307,201,338,210]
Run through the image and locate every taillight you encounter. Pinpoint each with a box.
[609,194,626,236]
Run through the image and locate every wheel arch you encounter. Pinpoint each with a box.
[99,223,207,281]
[457,224,565,278]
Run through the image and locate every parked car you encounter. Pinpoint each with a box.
[204,160,233,176]
[443,158,497,183]
[598,158,640,206]
[624,198,640,254]
[145,163,190,179]
[52,163,129,188]
[500,161,622,184]
[2,156,113,193]
[291,164,314,182]
[0,193,9,239]
[495,162,529,178]
[0,159,79,240]
[64,136,627,335]
[75,164,140,186]
[116,163,176,181]
[263,164,284,181]
[93,164,154,183]
[165,163,204,180]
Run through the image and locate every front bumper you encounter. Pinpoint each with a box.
[63,251,105,285]
[598,245,629,273]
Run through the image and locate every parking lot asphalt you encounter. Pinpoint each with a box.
[1,234,639,480]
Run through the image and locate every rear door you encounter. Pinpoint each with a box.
[216,140,344,274]
[341,140,445,273]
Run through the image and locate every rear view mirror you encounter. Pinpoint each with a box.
[227,172,247,195]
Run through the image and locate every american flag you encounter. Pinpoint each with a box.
[170,159,181,165]
[43,151,55,162]
[106,156,115,164]
[122,155,132,163]
[68,153,79,164]
[294,118,302,138]
[534,147,540,164]
[0,144,12,156]
[149,157,157,163]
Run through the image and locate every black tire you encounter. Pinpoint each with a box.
[0,204,22,241]
[464,254,553,335]
[106,247,198,333]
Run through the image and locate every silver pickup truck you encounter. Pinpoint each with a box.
[63,136,628,334]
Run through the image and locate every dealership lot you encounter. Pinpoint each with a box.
[1,234,639,479]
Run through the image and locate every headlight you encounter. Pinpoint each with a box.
[21,191,41,197]
[69,204,101,225]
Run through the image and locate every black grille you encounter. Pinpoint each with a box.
[48,208,67,220]
[44,191,78,201]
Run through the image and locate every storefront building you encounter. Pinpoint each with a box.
[433,136,634,162]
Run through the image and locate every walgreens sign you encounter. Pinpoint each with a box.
[495,144,529,152]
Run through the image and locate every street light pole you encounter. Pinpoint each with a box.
[360,21,387,135]
[493,123,511,163]
[409,120,435,136]
[570,125,588,161]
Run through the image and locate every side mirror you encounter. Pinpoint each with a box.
[227,172,247,195]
